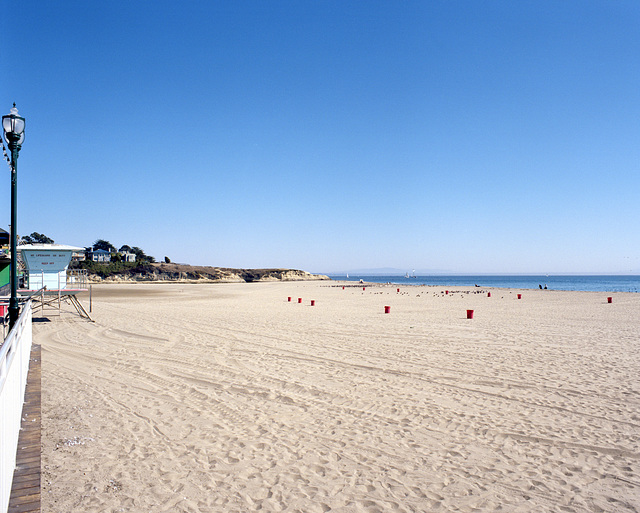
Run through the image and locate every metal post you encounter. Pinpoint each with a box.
[8,146,19,329]
[90,285,92,313]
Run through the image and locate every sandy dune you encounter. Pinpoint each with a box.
[37,282,640,512]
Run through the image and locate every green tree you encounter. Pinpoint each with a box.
[131,246,155,263]
[131,246,145,261]
[93,239,116,252]
[22,232,54,244]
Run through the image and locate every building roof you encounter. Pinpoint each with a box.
[18,244,85,252]
[89,248,111,254]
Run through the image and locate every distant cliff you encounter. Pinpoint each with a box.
[83,262,330,283]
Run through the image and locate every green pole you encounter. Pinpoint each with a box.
[8,144,19,329]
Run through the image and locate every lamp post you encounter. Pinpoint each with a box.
[2,103,25,329]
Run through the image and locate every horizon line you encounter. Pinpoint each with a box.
[320,271,640,277]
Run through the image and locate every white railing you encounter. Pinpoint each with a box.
[0,301,33,513]
[67,269,88,289]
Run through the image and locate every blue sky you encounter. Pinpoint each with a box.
[2,1,639,274]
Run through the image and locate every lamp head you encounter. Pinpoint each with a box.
[2,103,25,148]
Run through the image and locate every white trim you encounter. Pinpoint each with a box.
[0,302,33,513]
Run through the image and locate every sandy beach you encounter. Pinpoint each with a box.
[36,281,639,512]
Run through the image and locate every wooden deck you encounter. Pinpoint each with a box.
[8,343,41,513]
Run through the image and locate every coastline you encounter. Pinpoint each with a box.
[329,274,640,293]
[38,281,639,512]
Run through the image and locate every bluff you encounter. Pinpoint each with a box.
[84,262,330,283]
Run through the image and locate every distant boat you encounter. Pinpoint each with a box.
[412,269,416,278]
[346,273,349,278]
[405,272,409,278]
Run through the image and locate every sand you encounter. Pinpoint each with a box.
[36,282,640,512]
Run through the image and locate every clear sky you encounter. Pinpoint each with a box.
[2,1,639,274]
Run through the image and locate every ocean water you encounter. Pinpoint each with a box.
[328,275,640,293]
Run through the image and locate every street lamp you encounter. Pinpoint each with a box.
[2,103,25,329]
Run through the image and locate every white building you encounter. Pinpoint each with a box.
[18,244,85,290]
[121,251,136,263]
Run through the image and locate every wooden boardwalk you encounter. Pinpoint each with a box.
[8,343,41,513]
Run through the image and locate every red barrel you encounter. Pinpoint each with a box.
[487,292,491,297]
[311,300,315,306]
[397,288,400,293]
[607,297,612,303]
[288,297,291,302]
[445,290,449,295]
[298,298,302,304]
[517,294,522,299]
[363,287,366,291]
[384,306,391,314]
[466,309,474,319]
[342,286,345,290]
